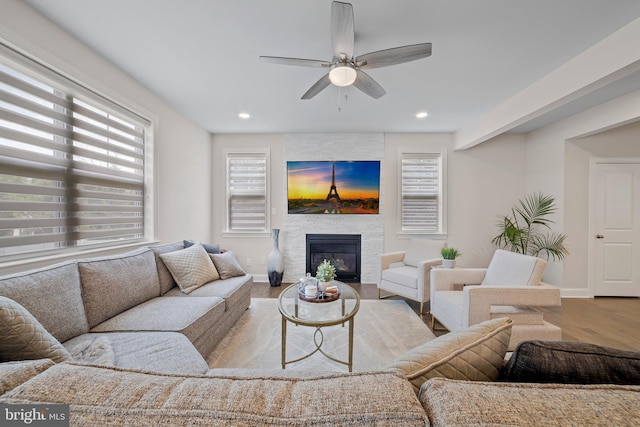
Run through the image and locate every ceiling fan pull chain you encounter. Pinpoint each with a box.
[338,86,342,112]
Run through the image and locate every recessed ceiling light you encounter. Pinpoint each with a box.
[416,111,429,119]
[238,112,251,119]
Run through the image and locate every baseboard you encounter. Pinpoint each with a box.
[252,274,269,283]
[560,288,592,298]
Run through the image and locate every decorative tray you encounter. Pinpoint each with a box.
[298,290,341,303]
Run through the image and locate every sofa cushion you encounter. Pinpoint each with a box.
[402,238,443,267]
[164,274,253,312]
[381,265,418,289]
[149,241,185,294]
[160,243,220,293]
[0,296,72,364]
[210,251,246,280]
[0,359,55,395]
[90,296,225,345]
[0,364,429,426]
[0,261,88,342]
[419,377,640,427]
[481,249,546,286]
[78,248,161,328]
[63,332,209,375]
[385,317,512,394]
[500,340,640,385]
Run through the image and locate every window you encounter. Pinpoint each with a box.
[399,151,445,234]
[0,43,151,260]
[225,151,268,233]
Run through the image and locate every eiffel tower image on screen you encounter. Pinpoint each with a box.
[326,162,341,202]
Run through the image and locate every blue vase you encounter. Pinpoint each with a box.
[267,229,284,287]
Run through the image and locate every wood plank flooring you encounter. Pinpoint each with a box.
[253,282,640,352]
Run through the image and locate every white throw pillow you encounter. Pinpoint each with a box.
[481,249,546,286]
[160,243,220,293]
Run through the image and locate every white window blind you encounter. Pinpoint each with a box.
[400,153,443,233]
[226,153,267,232]
[0,45,149,258]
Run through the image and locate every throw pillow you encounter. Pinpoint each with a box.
[481,249,546,286]
[210,251,246,279]
[183,239,221,254]
[500,340,640,385]
[160,243,220,293]
[384,317,512,394]
[0,296,72,364]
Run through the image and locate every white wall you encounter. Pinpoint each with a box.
[210,134,284,276]
[525,89,640,295]
[1,1,213,272]
[211,132,528,280]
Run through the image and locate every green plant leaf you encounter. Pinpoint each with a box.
[492,192,567,261]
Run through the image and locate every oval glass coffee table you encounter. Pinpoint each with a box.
[277,281,360,372]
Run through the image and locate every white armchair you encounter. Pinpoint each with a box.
[430,249,561,350]
[378,239,446,314]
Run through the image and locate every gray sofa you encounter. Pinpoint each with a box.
[2,248,640,425]
[0,241,252,375]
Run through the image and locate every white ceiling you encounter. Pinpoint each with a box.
[24,0,640,135]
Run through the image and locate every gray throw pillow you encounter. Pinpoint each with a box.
[0,296,72,364]
[500,340,640,385]
[210,251,246,280]
[183,240,221,254]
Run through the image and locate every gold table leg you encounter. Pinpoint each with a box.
[281,316,287,369]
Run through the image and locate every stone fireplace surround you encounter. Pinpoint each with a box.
[282,134,384,284]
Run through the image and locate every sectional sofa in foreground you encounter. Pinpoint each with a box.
[1,243,639,425]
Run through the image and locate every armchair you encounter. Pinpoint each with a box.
[378,239,446,314]
[430,249,561,350]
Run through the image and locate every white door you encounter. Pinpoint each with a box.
[591,160,640,296]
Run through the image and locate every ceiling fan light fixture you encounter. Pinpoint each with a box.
[329,65,357,86]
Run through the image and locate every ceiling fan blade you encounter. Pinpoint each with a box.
[330,1,354,60]
[353,70,386,99]
[260,56,331,68]
[357,43,432,69]
[301,73,332,99]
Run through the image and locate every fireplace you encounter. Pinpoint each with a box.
[306,234,361,283]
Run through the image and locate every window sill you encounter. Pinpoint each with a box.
[221,231,272,239]
[0,240,158,275]
[396,232,448,240]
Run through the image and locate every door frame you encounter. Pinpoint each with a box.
[588,157,640,297]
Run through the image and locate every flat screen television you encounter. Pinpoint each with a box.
[287,160,380,214]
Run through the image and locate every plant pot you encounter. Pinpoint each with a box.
[318,281,331,292]
[442,259,456,269]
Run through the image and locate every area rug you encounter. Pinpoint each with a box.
[207,298,435,372]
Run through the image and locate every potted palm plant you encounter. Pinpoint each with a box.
[492,192,569,260]
[441,247,461,268]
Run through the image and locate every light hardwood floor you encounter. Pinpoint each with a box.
[253,282,640,352]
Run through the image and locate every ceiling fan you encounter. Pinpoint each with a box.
[259,1,432,100]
